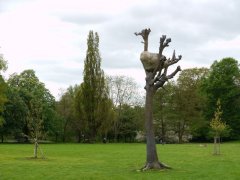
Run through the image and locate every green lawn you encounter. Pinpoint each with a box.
[0,142,240,179]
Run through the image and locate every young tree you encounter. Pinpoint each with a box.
[210,99,226,155]
[135,28,182,170]
[7,70,55,157]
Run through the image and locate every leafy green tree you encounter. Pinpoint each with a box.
[171,68,209,143]
[57,86,78,142]
[0,54,8,141]
[7,70,56,147]
[201,58,240,139]
[116,104,144,142]
[153,82,175,143]
[81,31,113,141]
[74,84,87,142]
[1,87,27,142]
[0,76,8,142]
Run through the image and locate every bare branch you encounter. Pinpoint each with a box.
[164,50,182,68]
[166,65,181,79]
[135,28,151,51]
[159,35,171,56]
[154,66,181,90]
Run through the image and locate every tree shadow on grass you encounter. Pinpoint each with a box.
[15,157,51,162]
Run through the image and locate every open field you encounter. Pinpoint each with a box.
[0,142,240,179]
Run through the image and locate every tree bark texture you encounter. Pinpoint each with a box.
[213,136,220,155]
[34,139,38,158]
[135,28,182,170]
[145,88,158,163]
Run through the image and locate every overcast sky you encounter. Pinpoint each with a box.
[0,0,239,98]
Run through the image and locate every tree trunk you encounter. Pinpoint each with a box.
[142,88,170,170]
[1,134,3,143]
[218,137,220,155]
[114,121,118,142]
[77,131,81,143]
[178,130,183,144]
[34,139,38,158]
[213,136,220,155]
[161,118,165,143]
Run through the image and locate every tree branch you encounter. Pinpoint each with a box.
[159,35,171,57]
[154,66,181,90]
[164,50,182,68]
[134,28,151,51]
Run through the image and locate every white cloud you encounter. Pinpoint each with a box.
[0,0,239,99]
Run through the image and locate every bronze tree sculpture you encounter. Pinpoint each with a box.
[135,28,182,170]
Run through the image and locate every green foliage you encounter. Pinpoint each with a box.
[56,85,79,142]
[153,68,209,143]
[201,57,240,139]
[81,31,114,141]
[0,54,7,72]
[116,104,144,142]
[0,76,7,127]
[0,54,8,129]
[4,70,56,140]
[210,99,227,136]
[106,75,142,142]
[153,82,175,142]
[0,143,240,179]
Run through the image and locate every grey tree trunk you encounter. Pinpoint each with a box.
[144,88,160,168]
[213,136,220,155]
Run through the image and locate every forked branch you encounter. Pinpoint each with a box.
[134,28,151,51]
[159,35,171,57]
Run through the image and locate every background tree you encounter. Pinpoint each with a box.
[57,86,78,142]
[0,53,7,72]
[0,76,7,142]
[7,70,56,147]
[0,54,7,132]
[1,87,27,142]
[74,84,87,142]
[153,82,175,143]
[210,99,226,155]
[201,58,240,139]
[170,68,209,143]
[116,104,143,142]
[81,31,113,142]
[135,28,181,170]
[107,75,142,141]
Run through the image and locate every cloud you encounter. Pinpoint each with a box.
[0,0,239,99]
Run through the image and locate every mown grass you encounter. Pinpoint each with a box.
[0,142,240,179]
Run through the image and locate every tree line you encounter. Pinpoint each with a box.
[0,31,240,143]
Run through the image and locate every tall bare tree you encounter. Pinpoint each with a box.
[135,28,182,170]
[106,75,142,141]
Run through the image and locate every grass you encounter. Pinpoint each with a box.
[0,142,240,179]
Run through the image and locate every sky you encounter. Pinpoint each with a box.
[0,0,240,99]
